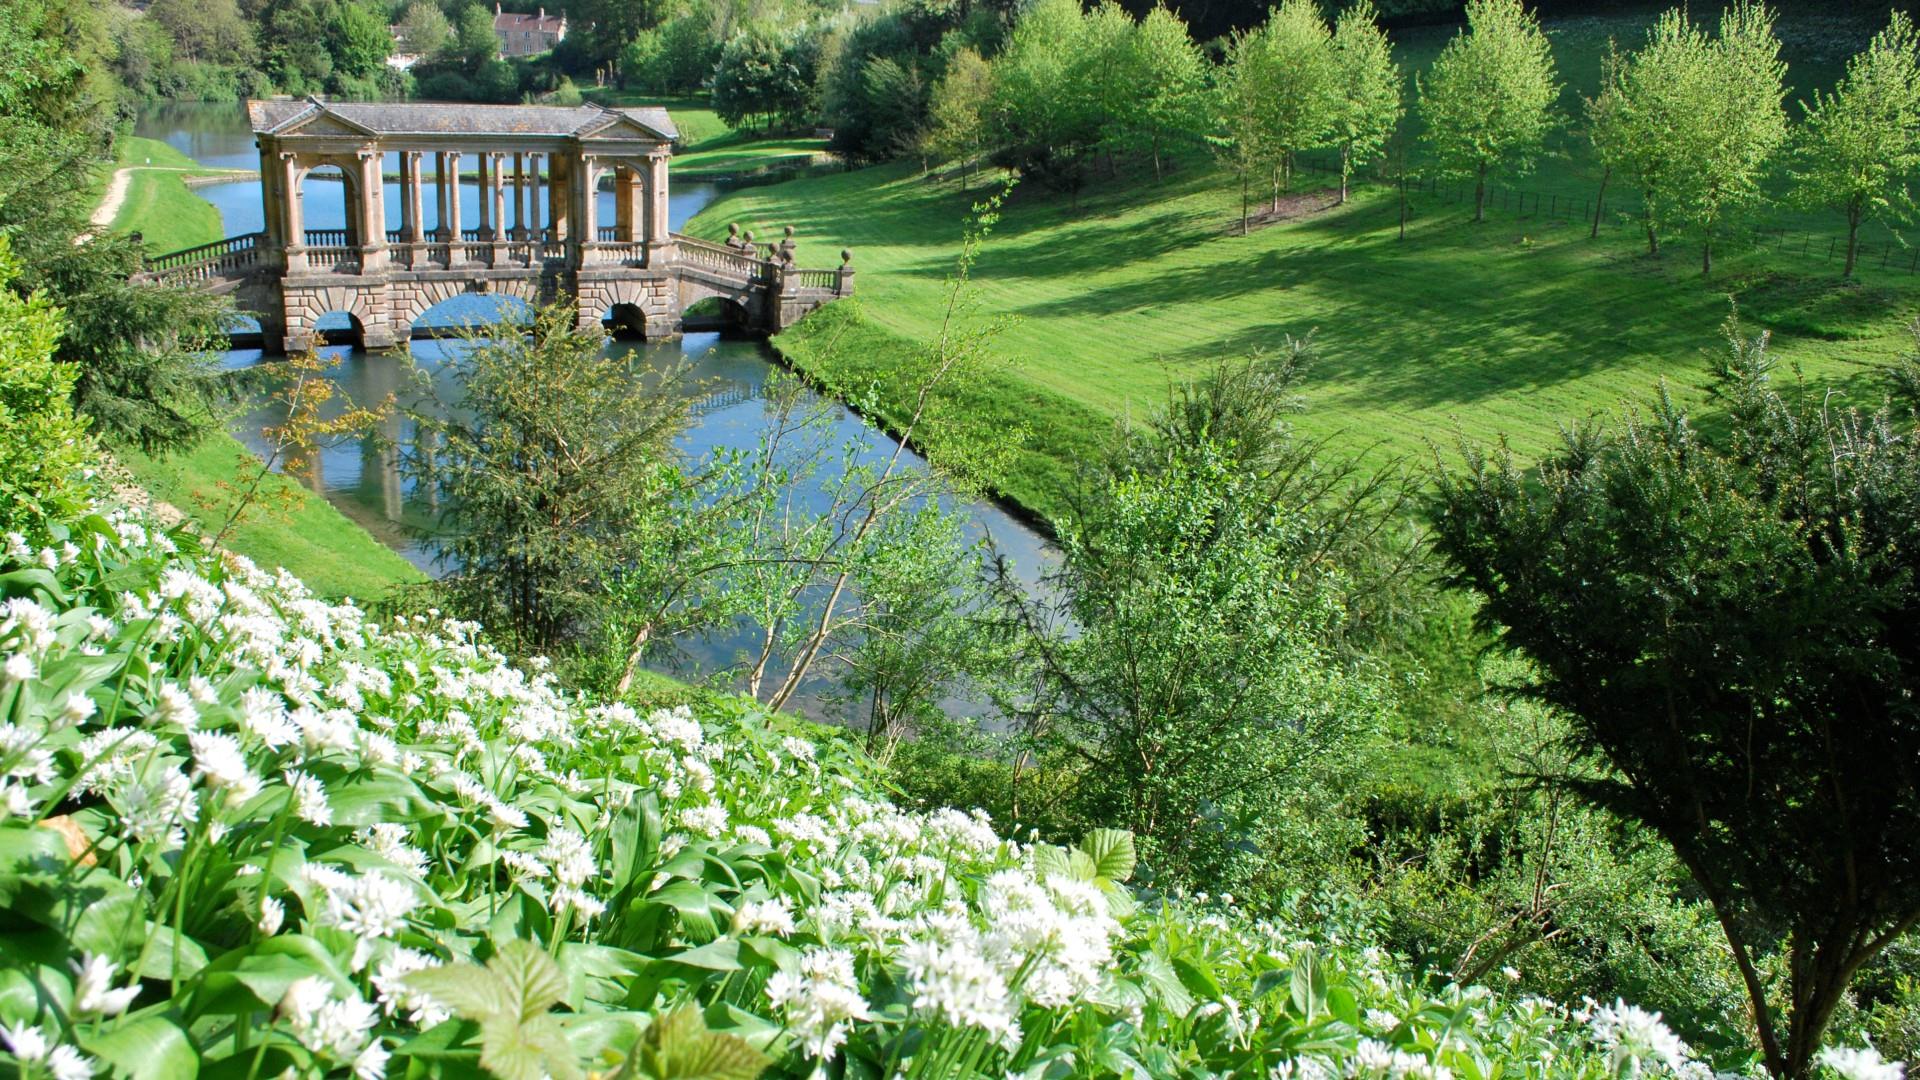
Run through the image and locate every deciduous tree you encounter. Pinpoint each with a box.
[1329,0,1401,205]
[1790,10,1920,279]
[1417,0,1558,222]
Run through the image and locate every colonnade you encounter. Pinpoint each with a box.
[266,147,673,275]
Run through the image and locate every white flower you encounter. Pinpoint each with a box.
[190,731,260,803]
[59,692,97,727]
[352,1040,391,1080]
[279,976,377,1059]
[72,954,140,1016]
[153,682,199,729]
[315,870,419,941]
[1,653,36,686]
[47,1044,94,1080]
[1819,1047,1904,1080]
[764,947,871,1060]
[1588,999,1692,1077]
[735,897,796,937]
[372,948,450,1028]
[681,802,728,837]
[284,770,333,827]
[259,897,286,935]
[2,1022,49,1063]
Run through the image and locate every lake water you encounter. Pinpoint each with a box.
[142,102,1056,717]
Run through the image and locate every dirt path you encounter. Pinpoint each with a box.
[89,165,253,231]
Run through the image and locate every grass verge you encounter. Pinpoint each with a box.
[118,432,426,602]
[101,136,242,253]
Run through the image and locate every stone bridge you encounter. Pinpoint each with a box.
[139,98,853,352]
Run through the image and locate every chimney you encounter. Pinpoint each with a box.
[538,7,545,18]
[495,2,501,13]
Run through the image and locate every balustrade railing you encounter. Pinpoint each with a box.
[304,247,357,272]
[303,228,350,247]
[791,269,840,291]
[143,232,264,284]
[596,226,619,242]
[584,242,644,266]
[673,234,770,281]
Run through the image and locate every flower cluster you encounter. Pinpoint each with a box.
[0,506,1889,1080]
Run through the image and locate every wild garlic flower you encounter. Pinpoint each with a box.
[279,976,379,1063]
[764,947,871,1060]
[72,954,140,1016]
[1587,999,1692,1077]
[1819,1047,1905,1080]
[735,897,797,937]
[284,769,333,826]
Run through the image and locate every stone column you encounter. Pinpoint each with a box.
[549,154,571,245]
[356,149,388,274]
[433,152,449,242]
[445,151,464,265]
[614,164,634,243]
[513,153,528,241]
[282,153,307,274]
[259,141,283,250]
[490,152,507,242]
[644,152,674,266]
[475,152,491,239]
[530,153,544,246]
[576,156,598,266]
[406,153,425,243]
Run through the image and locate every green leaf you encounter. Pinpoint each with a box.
[657,937,742,973]
[480,1015,580,1080]
[1030,844,1071,882]
[1327,984,1361,1028]
[490,939,569,1023]
[1134,951,1194,1018]
[82,1015,199,1080]
[409,965,515,1021]
[632,1007,769,1080]
[1291,947,1324,1019]
[1079,829,1137,883]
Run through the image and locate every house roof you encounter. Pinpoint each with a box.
[495,10,565,33]
[247,99,677,142]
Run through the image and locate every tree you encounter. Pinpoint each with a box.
[989,0,1099,197]
[411,303,690,651]
[329,0,396,83]
[148,0,255,65]
[1329,0,1401,205]
[1429,318,1920,1080]
[395,1,452,59]
[1005,359,1388,887]
[1790,10,1920,279]
[1125,5,1208,182]
[1587,13,1711,254]
[0,237,94,535]
[1239,0,1338,207]
[924,46,992,184]
[454,3,499,69]
[1417,0,1558,223]
[1661,2,1788,276]
[711,24,819,132]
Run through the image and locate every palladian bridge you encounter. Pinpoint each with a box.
[140,98,854,352]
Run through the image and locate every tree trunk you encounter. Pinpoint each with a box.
[1339,143,1351,205]
[1474,162,1487,222]
[1844,205,1862,279]
[1242,171,1251,236]
[1590,165,1610,240]
[613,622,654,696]
[1702,236,1712,276]
[1398,167,1408,241]
[1152,134,1162,182]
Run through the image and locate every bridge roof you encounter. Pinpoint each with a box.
[248,98,677,143]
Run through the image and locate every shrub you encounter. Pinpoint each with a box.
[0,238,94,536]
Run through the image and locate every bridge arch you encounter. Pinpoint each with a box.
[283,284,382,351]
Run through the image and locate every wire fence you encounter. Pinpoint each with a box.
[1286,151,1918,276]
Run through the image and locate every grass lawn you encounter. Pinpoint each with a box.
[119,433,426,602]
[688,7,1918,524]
[99,136,241,253]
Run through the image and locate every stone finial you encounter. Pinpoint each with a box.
[728,222,739,238]
[784,225,794,238]
[841,248,853,265]
[743,230,754,242]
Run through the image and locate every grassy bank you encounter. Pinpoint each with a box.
[100,136,240,252]
[688,10,1917,524]
[118,432,426,601]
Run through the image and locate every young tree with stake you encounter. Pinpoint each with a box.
[1417,0,1558,223]
[1329,0,1401,206]
[1791,10,1920,280]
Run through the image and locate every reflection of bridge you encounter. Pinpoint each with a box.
[139,98,853,352]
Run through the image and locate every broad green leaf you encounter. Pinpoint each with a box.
[490,939,569,1022]
[83,1014,199,1080]
[1291,948,1324,1019]
[1079,829,1137,883]
[1134,951,1194,1018]
[1030,844,1071,882]
[1327,984,1361,1028]
[409,965,515,1020]
[658,937,742,973]
[632,1007,769,1080]
[480,1015,579,1080]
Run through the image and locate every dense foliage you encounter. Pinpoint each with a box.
[1431,321,1920,1078]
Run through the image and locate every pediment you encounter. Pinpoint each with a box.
[577,113,674,144]
[276,108,379,139]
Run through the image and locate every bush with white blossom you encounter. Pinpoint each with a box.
[0,505,1903,1080]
